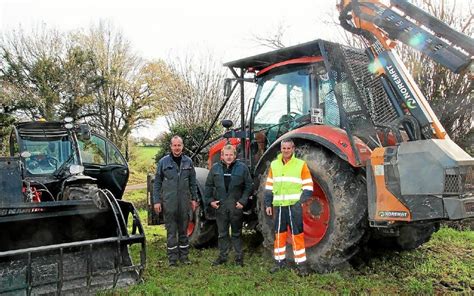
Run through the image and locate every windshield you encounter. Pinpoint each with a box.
[249,67,312,161]
[253,68,311,128]
[22,137,76,175]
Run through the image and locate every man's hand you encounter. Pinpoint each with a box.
[154,203,162,213]
[265,207,272,216]
[210,200,220,209]
[236,202,244,209]
[191,200,199,212]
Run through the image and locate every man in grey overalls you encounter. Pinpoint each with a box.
[153,136,198,266]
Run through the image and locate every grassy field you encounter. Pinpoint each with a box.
[113,189,474,295]
[128,146,159,185]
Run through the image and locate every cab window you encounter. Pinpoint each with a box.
[107,141,126,165]
[79,136,106,165]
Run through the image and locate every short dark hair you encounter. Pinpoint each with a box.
[170,135,183,145]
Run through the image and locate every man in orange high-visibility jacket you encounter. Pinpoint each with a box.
[264,138,313,276]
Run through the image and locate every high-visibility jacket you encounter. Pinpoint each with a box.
[265,154,313,206]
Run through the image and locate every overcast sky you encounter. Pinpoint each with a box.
[0,0,341,62]
[0,0,344,138]
[1,0,471,139]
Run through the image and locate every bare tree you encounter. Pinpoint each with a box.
[0,23,171,157]
[394,0,472,148]
[76,22,168,155]
[161,53,240,142]
[0,26,99,120]
[251,22,289,50]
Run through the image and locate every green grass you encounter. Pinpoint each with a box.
[128,146,159,185]
[115,191,474,295]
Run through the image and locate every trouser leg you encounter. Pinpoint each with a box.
[177,204,190,260]
[164,211,179,262]
[289,203,306,264]
[273,206,288,262]
[230,207,244,259]
[216,207,230,259]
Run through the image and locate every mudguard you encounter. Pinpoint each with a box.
[256,125,372,172]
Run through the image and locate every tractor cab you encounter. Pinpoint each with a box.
[219,39,384,172]
[10,120,129,200]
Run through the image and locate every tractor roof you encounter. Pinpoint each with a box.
[224,39,324,70]
[15,121,69,138]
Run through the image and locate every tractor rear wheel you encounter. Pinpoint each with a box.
[189,205,217,248]
[258,144,368,272]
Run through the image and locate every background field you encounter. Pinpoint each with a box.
[127,146,159,185]
[114,188,474,295]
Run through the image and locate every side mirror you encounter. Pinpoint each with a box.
[223,78,233,98]
[77,124,91,141]
[221,119,233,130]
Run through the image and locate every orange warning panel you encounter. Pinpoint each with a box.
[371,148,411,222]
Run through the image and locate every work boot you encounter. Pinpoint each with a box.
[212,257,227,266]
[269,260,287,273]
[180,257,192,265]
[235,257,244,267]
[296,263,310,277]
[169,260,178,267]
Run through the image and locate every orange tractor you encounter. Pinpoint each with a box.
[149,0,473,272]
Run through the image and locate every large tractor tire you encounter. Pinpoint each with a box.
[258,144,368,273]
[188,168,218,248]
[188,204,218,248]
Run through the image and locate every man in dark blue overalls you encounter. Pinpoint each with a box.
[153,136,198,266]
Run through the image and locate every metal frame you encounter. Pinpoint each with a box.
[0,190,146,295]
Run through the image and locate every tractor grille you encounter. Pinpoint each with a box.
[444,167,474,195]
[340,45,398,126]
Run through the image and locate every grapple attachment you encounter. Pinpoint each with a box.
[0,158,145,295]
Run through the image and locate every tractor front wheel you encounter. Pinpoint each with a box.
[258,144,368,272]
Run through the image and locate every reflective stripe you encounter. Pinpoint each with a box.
[266,178,274,183]
[293,249,306,256]
[274,247,286,253]
[274,176,303,184]
[265,185,273,190]
[302,178,312,184]
[270,154,307,206]
[273,193,301,202]
[179,245,189,248]
[302,185,313,191]
[167,246,178,250]
[274,254,286,260]
[295,256,307,263]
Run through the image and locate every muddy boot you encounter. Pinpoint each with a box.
[296,263,310,277]
[180,257,192,265]
[212,257,227,266]
[235,257,244,267]
[169,260,178,267]
[269,260,287,273]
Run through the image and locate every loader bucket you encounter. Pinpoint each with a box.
[0,191,146,295]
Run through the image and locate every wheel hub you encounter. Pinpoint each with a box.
[302,179,330,247]
[307,199,323,219]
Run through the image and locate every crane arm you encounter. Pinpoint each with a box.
[338,0,473,140]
